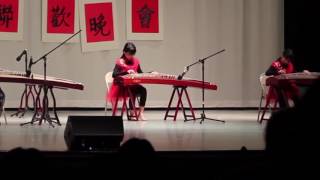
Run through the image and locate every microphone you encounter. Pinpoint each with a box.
[178,66,189,80]
[16,49,27,62]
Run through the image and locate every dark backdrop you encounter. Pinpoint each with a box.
[284,0,320,72]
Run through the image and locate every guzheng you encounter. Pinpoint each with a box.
[115,73,217,90]
[266,72,320,87]
[0,69,84,90]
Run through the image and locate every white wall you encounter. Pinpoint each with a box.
[1,0,283,108]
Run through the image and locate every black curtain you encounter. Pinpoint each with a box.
[284,0,320,72]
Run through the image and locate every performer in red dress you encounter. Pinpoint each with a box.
[265,49,300,107]
[107,42,147,120]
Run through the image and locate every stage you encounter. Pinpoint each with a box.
[0,110,267,152]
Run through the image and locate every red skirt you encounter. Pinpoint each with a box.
[106,83,128,103]
[267,82,300,101]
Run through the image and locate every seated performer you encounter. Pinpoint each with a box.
[108,42,147,120]
[265,49,308,107]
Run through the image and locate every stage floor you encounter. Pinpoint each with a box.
[0,110,268,152]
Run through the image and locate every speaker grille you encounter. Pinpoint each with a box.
[64,116,124,151]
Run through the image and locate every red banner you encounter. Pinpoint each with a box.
[85,2,115,43]
[132,0,159,33]
[0,0,19,32]
[47,0,75,34]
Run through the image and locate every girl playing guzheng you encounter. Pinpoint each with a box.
[265,49,303,107]
[108,42,147,121]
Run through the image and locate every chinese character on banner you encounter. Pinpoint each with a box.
[126,0,163,40]
[85,2,114,43]
[42,0,79,42]
[132,0,159,33]
[47,0,75,34]
[79,0,119,52]
[0,0,19,33]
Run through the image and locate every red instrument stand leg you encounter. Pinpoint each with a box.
[11,85,41,118]
[21,86,42,126]
[126,87,140,121]
[164,88,177,120]
[112,87,139,121]
[33,85,43,116]
[164,86,196,121]
[112,96,119,116]
[48,87,61,125]
[20,86,61,127]
[259,87,280,123]
[121,97,127,117]
[183,88,196,121]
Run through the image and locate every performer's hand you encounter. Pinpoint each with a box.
[303,70,311,75]
[278,70,286,74]
[127,70,136,74]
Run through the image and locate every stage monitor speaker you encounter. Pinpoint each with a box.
[64,116,124,151]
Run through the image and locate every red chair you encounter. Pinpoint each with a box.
[105,72,139,121]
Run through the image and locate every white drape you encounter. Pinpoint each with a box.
[1,0,283,108]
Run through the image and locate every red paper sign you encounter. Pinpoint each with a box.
[132,0,159,33]
[85,2,115,43]
[47,0,75,34]
[0,0,19,32]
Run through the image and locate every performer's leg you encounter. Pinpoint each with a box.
[137,85,147,107]
[137,85,147,120]
[129,85,147,120]
[275,88,288,108]
[289,83,301,106]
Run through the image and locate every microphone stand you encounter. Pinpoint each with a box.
[20,30,81,127]
[181,49,226,124]
[11,51,36,118]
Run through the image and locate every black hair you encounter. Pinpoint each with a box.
[123,42,137,55]
[282,49,294,59]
